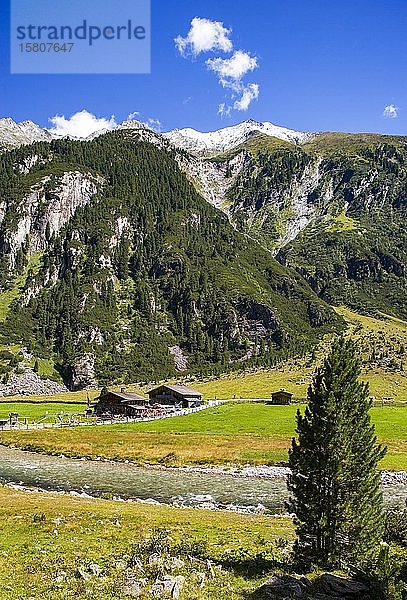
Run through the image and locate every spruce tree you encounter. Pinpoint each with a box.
[287,336,386,569]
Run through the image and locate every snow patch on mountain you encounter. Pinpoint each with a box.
[163,119,313,155]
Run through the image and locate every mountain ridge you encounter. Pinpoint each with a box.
[0,118,405,391]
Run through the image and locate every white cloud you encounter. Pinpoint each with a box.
[175,18,260,116]
[175,17,232,57]
[218,83,260,116]
[233,83,260,111]
[127,111,140,120]
[218,103,230,117]
[208,51,259,115]
[48,110,117,138]
[206,51,258,87]
[383,104,399,118]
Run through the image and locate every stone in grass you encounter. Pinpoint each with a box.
[55,570,67,583]
[89,563,101,576]
[196,571,206,588]
[148,553,164,566]
[258,574,309,597]
[149,582,165,598]
[129,557,145,572]
[164,556,185,571]
[316,573,370,598]
[123,578,148,597]
[150,575,185,599]
[76,567,91,582]
[170,575,185,599]
[206,559,216,578]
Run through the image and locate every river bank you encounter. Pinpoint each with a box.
[0,446,406,514]
[2,441,407,484]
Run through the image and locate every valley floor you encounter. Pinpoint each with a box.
[1,403,407,470]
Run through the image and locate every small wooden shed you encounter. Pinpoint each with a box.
[267,390,293,405]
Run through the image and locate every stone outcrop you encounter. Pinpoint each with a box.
[0,369,67,397]
[168,345,188,371]
[68,353,98,390]
[257,573,371,599]
[1,170,102,269]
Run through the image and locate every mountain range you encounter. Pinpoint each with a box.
[0,117,405,391]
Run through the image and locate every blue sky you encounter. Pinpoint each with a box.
[1,0,406,135]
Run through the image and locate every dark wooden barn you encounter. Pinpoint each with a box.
[94,390,148,417]
[266,390,293,405]
[147,384,202,409]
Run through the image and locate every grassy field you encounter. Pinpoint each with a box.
[1,403,406,470]
[0,402,89,424]
[0,485,293,600]
[190,368,407,403]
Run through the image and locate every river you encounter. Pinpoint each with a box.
[0,446,406,512]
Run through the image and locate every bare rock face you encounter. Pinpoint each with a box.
[0,118,52,149]
[2,171,102,269]
[234,299,280,342]
[68,353,97,390]
[169,346,188,372]
[0,369,67,397]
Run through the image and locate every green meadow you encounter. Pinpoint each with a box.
[0,402,88,424]
[0,486,293,600]
[1,402,406,470]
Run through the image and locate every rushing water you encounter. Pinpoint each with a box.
[0,446,406,512]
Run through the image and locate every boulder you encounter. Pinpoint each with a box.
[316,574,370,598]
[258,574,308,597]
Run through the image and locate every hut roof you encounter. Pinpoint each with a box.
[272,390,293,397]
[98,391,147,403]
[148,384,202,397]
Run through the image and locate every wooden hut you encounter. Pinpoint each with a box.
[147,384,202,409]
[94,390,148,417]
[266,389,293,405]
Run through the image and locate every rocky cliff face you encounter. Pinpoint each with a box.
[0,169,102,269]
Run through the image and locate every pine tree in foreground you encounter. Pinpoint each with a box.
[287,336,386,569]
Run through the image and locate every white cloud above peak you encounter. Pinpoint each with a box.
[234,83,259,111]
[206,51,258,86]
[175,17,232,57]
[175,17,260,116]
[48,110,117,138]
[383,104,399,119]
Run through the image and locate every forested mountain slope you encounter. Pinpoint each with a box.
[0,132,339,389]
